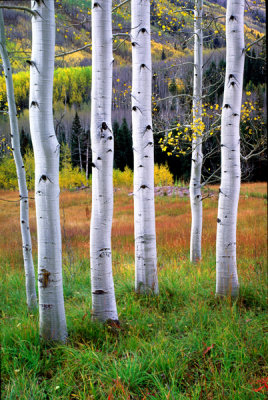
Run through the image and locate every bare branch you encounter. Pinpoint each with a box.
[0,5,37,17]
[201,166,221,186]
[55,43,91,58]
[156,93,193,103]
[244,34,266,53]
[112,0,130,13]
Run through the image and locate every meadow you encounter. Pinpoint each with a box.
[0,182,267,399]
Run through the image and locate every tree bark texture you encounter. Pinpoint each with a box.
[90,0,118,321]
[0,10,37,310]
[190,0,203,263]
[131,0,158,294]
[216,0,245,297]
[29,0,67,341]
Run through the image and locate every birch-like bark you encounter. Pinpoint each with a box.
[29,0,67,340]
[132,0,158,294]
[216,0,245,297]
[190,0,203,263]
[90,0,118,322]
[0,10,37,310]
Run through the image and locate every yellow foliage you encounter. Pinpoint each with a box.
[154,163,174,186]
[59,165,88,189]
[0,66,92,109]
[0,156,17,189]
[113,166,133,188]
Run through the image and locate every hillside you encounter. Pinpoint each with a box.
[1,0,265,71]
[0,0,266,182]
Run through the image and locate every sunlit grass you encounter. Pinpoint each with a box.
[0,183,267,399]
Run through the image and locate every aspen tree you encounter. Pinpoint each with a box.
[131,0,158,294]
[190,0,203,263]
[90,0,118,322]
[216,0,245,297]
[0,10,37,310]
[29,0,67,341]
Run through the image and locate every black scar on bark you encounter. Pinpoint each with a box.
[217,218,221,223]
[30,101,39,108]
[102,122,108,130]
[93,290,107,295]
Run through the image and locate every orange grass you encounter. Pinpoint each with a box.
[0,182,266,272]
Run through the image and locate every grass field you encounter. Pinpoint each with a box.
[0,182,267,399]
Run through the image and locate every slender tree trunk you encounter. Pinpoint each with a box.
[216,0,245,297]
[190,0,203,263]
[90,0,118,322]
[29,0,67,341]
[131,0,158,294]
[86,134,89,181]
[78,135,83,172]
[0,10,37,310]
[131,0,158,293]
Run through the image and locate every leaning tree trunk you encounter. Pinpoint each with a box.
[216,0,245,297]
[29,0,67,341]
[90,0,118,322]
[131,0,158,294]
[190,0,203,263]
[0,10,37,310]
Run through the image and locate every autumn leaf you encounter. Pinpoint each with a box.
[203,343,215,356]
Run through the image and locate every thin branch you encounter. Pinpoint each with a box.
[201,166,221,186]
[55,43,91,58]
[112,0,130,13]
[244,34,266,53]
[0,5,37,17]
[241,147,267,161]
[162,61,196,71]
[156,93,193,103]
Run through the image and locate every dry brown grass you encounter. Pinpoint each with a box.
[0,182,266,270]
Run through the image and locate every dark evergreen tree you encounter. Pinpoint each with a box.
[20,127,32,156]
[71,112,86,169]
[113,118,133,170]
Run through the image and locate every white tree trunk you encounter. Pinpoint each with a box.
[131,0,158,294]
[29,0,67,340]
[216,0,245,297]
[190,0,203,263]
[86,134,89,181]
[0,10,37,310]
[90,0,118,322]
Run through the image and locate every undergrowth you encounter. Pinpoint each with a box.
[1,255,267,399]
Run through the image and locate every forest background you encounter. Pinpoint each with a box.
[0,0,266,188]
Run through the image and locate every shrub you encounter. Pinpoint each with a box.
[0,154,174,190]
[23,148,35,190]
[59,164,88,189]
[0,156,17,189]
[113,166,133,188]
[154,163,174,186]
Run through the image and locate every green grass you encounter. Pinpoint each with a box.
[1,255,267,399]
